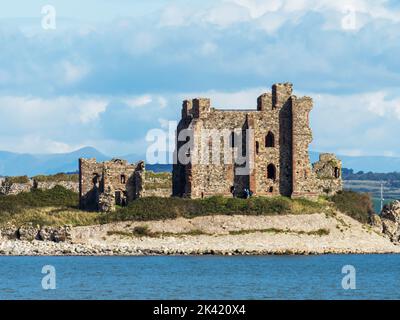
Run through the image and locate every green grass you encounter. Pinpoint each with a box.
[107,227,330,238]
[228,228,330,236]
[0,186,374,228]
[144,171,172,190]
[33,173,79,183]
[97,195,329,224]
[0,185,78,214]
[330,190,374,224]
[107,226,208,238]
[106,230,135,237]
[0,186,85,227]
[3,176,30,184]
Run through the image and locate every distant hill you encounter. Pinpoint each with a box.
[0,147,109,176]
[0,147,172,176]
[0,147,398,177]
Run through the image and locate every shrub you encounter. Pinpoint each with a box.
[0,186,78,215]
[132,225,152,237]
[4,175,30,184]
[33,173,79,183]
[98,195,322,224]
[331,190,374,223]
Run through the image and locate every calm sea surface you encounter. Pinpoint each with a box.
[0,255,399,300]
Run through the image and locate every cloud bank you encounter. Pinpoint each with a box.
[0,0,399,157]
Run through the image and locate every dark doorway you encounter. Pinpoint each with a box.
[115,191,122,206]
[267,164,276,181]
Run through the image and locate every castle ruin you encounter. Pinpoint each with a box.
[79,82,342,212]
[172,83,342,199]
[79,158,145,212]
[79,158,172,212]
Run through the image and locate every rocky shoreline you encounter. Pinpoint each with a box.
[0,239,399,256]
[1,211,400,256]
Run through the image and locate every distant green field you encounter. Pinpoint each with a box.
[372,198,393,214]
[344,180,398,213]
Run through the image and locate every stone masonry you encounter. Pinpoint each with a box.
[79,158,145,212]
[173,83,342,199]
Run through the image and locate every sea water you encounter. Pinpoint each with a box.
[0,255,398,300]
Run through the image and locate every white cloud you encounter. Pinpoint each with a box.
[0,135,83,154]
[61,60,90,84]
[77,99,108,123]
[336,149,365,157]
[200,42,218,56]
[0,95,108,134]
[232,0,283,18]
[124,95,153,108]
[157,96,168,108]
[204,2,250,27]
[159,5,191,27]
[157,0,400,32]
[308,89,400,156]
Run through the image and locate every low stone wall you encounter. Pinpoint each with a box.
[314,178,343,196]
[35,181,79,193]
[0,177,79,195]
[0,181,33,195]
[143,188,171,198]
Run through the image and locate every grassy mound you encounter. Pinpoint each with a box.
[3,176,30,184]
[0,186,81,226]
[97,195,329,224]
[0,186,375,227]
[33,173,79,182]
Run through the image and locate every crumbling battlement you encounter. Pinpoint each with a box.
[79,158,172,212]
[312,153,342,196]
[79,158,145,212]
[173,83,342,200]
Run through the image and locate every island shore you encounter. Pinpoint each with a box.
[0,212,399,255]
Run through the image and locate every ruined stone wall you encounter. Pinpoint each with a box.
[312,153,342,196]
[79,158,145,212]
[79,158,104,211]
[0,181,33,195]
[0,177,79,196]
[191,108,251,197]
[173,83,294,198]
[291,96,318,199]
[35,181,79,193]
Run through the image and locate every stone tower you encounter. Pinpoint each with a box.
[172,83,342,200]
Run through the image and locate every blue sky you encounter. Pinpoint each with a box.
[0,0,400,158]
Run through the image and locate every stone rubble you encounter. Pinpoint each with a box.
[377,200,400,243]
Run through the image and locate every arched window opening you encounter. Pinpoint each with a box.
[92,173,99,186]
[255,141,260,154]
[334,167,340,179]
[269,186,274,193]
[265,131,275,148]
[267,164,276,181]
[120,174,126,184]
